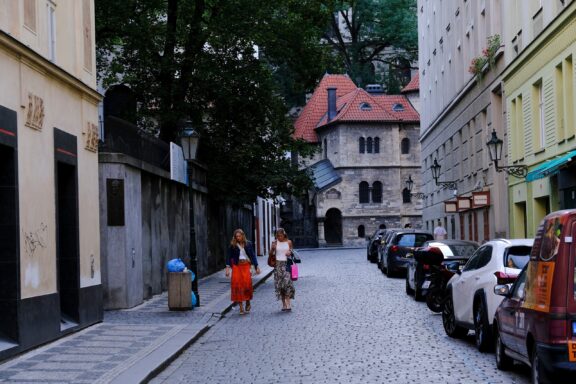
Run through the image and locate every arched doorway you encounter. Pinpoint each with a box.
[324,208,342,245]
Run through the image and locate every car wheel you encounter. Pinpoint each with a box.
[442,293,467,338]
[531,345,551,384]
[494,327,513,371]
[474,299,493,352]
[405,273,414,295]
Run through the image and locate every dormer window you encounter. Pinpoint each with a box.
[392,103,405,112]
[360,102,372,111]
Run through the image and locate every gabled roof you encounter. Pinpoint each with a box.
[401,73,419,93]
[293,74,357,143]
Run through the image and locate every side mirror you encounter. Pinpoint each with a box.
[494,284,510,296]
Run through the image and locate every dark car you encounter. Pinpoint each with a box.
[381,230,433,277]
[367,228,387,263]
[406,239,479,300]
[377,229,401,271]
[493,210,576,383]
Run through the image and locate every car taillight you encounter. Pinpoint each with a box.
[494,271,517,284]
[549,319,568,343]
[390,245,399,252]
[423,264,430,270]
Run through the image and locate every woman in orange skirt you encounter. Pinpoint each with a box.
[225,229,260,315]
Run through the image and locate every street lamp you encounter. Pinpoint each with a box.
[405,175,425,199]
[486,129,527,178]
[430,158,458,190]
[179,121,200,307]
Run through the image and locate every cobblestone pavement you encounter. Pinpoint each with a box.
[0,263,273,384]
[150,248,531,384]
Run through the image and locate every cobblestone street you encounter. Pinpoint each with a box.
[150,248,531,384]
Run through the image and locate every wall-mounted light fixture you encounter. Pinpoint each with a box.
[485,129,527,178]
[406,175,425,199]
[431,158,458,190]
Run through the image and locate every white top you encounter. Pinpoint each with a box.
[434,226,447,240]
[238,245,248,260]
[275,241,290,261]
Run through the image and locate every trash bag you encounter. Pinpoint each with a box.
[191,291,197,307]
[189,271,196,282]
[167,258,186,272]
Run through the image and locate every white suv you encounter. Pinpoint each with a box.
[442,238,534,352]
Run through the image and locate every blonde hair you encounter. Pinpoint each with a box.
[275,227,289,240]
[230,229,247,247]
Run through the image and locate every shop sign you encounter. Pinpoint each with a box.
[472,191,490,208]
[457,196,471,211]
[444,200,457,213]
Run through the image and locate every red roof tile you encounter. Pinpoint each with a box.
[293,74,357,143]
[401,73,419,93]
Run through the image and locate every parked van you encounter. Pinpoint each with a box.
[493,209,576,383]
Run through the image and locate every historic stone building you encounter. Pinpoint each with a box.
[0,0,102,361]
[293,74,422,247]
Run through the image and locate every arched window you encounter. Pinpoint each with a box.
[401,138,410,154]
[359,137,365,153]
[374,137,380,153]
[323,138,327,158]
[367,137,373,153]
[358,225,365,238]
[402,187,411,203]
[359,181,369,203]
[372,181,382,203]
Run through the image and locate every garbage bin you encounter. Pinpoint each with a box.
[168,271,192,310]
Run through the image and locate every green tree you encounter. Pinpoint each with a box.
[96,0,330,204]
[323,0,418,88]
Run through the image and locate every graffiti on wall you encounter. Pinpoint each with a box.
[23,222,48,258]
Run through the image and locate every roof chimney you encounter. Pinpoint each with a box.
[327,88,337,122]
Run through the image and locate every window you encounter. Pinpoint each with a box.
[359,137,365,153]
[372,181,382,203]
[323,138,327,159]
[402,187,411,203]
[359,182,369,203]
[393,103,405,112]
[511,269,527,300]
[401,138,410,154]
[533,80,545,149]
[47,1,56,62]
[24,0,36,32]
[360,102,372,111]
[367,137,373,153]
[358,225,365,238]
[82,0,93,72]
[374,137,380,153]
[504,246,531,269]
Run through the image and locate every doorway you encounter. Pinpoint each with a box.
[0,143,19,346]
[324,208,342,245]
[55,161,80,329]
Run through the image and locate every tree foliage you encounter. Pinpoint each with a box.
[96,0,332,205]
[323,0,418,88]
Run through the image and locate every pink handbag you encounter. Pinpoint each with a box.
[290,263,298,281]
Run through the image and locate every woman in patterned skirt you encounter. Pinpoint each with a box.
[270,228,295,311]
[226,229,260,315]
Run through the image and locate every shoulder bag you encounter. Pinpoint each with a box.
[267,241,277,267]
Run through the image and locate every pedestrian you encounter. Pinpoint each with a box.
[434,219,447,240]
[269,228,295,312]
[225,229,260,315]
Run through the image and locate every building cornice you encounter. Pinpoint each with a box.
[0,30,102,104]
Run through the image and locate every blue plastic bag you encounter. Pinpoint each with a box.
[191,291,197,307]
[189,271,196,282]
[167,258,186,272]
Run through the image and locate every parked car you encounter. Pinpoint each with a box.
[380,230,433,277]
[406,240,479,301]
[377,229,400,271]
[367,228,387,263]
[442,238,533,352]
[493,210,576,383]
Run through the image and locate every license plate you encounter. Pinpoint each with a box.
[422,280,431,289]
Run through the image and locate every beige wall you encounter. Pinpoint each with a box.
[0,0,100,299]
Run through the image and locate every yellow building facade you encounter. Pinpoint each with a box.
[0,0,101,360]
[504,2,576,238]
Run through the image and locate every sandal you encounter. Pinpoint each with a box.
[245,301,251,313]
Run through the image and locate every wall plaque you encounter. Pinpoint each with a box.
[84,122,99,152]
[25,93,45,131]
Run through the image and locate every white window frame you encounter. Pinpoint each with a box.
[47,1,56,62]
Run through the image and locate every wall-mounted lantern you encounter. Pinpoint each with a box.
[485,130,527,178]
[431,158,458,190]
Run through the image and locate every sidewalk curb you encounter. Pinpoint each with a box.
[139,268,274,384]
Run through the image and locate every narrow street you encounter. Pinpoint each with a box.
[150,248,531,384]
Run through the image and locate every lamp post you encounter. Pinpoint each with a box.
[180,121,200,307]
[406,175,425,199]
[486,129,527,178]
[430,158,458,190]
